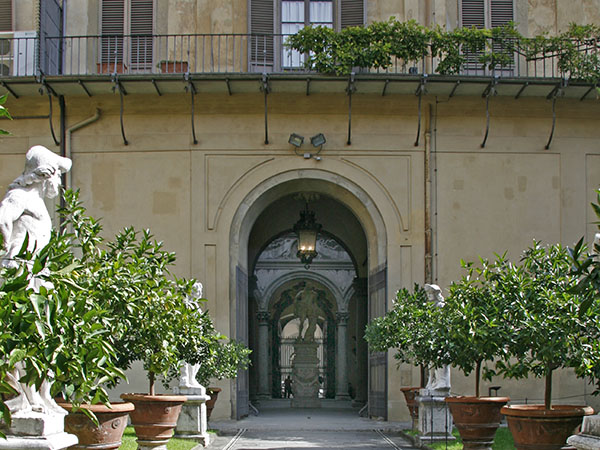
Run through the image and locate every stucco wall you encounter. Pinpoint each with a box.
[1,88,599,420]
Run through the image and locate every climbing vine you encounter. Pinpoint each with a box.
[286,20,600,82]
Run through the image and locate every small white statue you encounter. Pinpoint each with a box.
[179,281,204,389]
[424,284,451,391]
[0,145,72,415]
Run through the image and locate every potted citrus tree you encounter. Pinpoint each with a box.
[496,242,598,449]
[0,193,126,442]
[442,256,511,449]
[365,284,443,427]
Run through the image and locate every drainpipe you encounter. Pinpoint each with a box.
[424,104,433,285]
[65,108,101,192]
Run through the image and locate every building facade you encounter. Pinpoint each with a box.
[1,0,599,421]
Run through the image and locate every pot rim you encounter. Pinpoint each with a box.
[400,387,421,392]
[120,393,188,403]
[446,396,510,404]
[501,404,594,418]
[57,401,135,413]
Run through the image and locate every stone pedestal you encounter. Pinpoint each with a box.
[417,388,455,444]
[0,411,78,450]
[567,414,600,450]
[173,386,211,447]
[291,341,321,408]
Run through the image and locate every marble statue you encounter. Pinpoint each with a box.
[423,284,451,391]
[179,281,205,389]
[0,145,72,416]
[294,283,320,342]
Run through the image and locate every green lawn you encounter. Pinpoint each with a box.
[429,427,514,450]
[119,427,199,450]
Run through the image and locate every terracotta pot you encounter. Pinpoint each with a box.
[501,404,594,450]
[400,387,420,421]
[120,393,187,448]
[57,401,134,450]
[206,387,222,421]
[446,396,509,449]
[160,61,189,73]
[97,63,127,74]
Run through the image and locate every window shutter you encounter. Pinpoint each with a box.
[130,0,153,68]
[101,0,125,64]
[250,0,274,68]
[490,0,513,28]
[0,0,12,31]
[340,0,364,29]
[461,0,485,28]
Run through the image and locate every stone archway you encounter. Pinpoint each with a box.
[228,169,390,418]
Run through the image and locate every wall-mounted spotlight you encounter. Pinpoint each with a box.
[288,133,304,148]
[289,132,325,161]
[310,133,326,148]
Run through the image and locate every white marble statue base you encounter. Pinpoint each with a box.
[0,411,77,450]
[173,387,211,447]
[567,414,600,450]
[417,388,455,444]
[0,432,78,450]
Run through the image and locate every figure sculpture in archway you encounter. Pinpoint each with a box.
[424,283,451,391]
[294,282,320,342]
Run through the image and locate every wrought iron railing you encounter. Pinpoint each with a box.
[0,32,593,80]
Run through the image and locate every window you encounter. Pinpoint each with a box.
[100,0,154,73]
[249,0,364,72]
[281,0,333,67]
[460,0,514,73]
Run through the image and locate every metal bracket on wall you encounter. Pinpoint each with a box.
[346,72,356,145]
[112,77,128,146]
[544,80,566,150]
[480,78,498,148]
[185,77,198,145]
[261,73,270,145]
[580,83,596,101]
[414,75,427,147]
[1,81,18,98]
[78,79,92,97]
[39,82,60,146]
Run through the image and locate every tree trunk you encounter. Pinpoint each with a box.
[149,371,155,396]
[475,360,481,398]
[545,366,552,410]
[420,365,426,388]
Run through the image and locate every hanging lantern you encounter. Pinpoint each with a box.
[293,203,322,268]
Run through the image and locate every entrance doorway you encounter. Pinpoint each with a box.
[228,172,389,420]
[247,194,367,406]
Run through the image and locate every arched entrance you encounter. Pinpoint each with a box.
[228,170,389,419]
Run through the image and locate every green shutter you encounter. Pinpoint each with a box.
[130,0,153,67]
[341,0,364,29]
[490,0,513,27]
[101,0,125,64]
[461,0,485,28]
[0,0,12,32]
[250,0,274,67]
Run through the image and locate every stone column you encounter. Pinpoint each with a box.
[257,310,271,399]
[335,311,351,400]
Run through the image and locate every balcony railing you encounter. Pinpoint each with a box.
[0,32,593,80]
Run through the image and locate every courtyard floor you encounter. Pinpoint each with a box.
[206,400,417,449]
